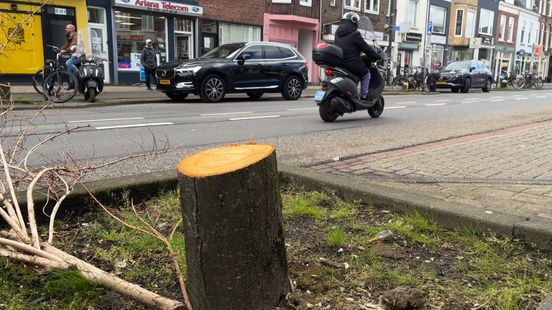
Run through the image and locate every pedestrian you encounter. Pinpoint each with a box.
[140,39,158,90]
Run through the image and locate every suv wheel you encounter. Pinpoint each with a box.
[482,78,492,92]
[461,78,471,93]
[166,92,189,102]
[282,76,303,100]
[246,91,264,100]
[200,74,226,103]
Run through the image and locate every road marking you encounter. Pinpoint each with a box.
[515,97,529,100]
[535,95,546,99]
[229,115,281,121]
[461,101,478,104]
[425,103,447,106]
[69,117,145,123]
[396,101,417,104]
[386,106,406,109]
[490,96,504,99]
[434,99,451,102]
[490,99,505,102]
[287,107,318,111]
[200,111,252,116]
[95,122,173,130]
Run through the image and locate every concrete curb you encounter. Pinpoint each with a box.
[11,162,552,307]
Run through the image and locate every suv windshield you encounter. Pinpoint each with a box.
[441,61,470,71]
[200,43,245,59]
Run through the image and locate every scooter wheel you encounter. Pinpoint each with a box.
[88,87,96,103]
[319,97,338,122]
[368,96,384,118]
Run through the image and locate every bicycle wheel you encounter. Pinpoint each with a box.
[32,69,46,96]
[391,76,406,90]
[534,77,544,89]
[512,76,525,89]
[43,71,78,103]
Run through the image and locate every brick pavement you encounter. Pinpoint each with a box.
[310,119,552,234]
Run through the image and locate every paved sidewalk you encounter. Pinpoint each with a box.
[309,119,552,248]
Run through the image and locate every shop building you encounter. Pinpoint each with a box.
[447,0,479,61]
[493,1,518,79]
[110,0,203,85]
[264,0,321,82]
[198,0,263,56]
[514,1,540,74]
[393,0,430,71]
[475,0,498,71]
[427,0,451,70]
[0,0,89,83]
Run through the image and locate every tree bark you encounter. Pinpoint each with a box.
[178,143,290,309]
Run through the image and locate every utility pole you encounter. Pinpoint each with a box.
[387,0,396,85]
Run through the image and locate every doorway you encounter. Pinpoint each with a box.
[88,7,110,83]
[41,5,77,62]
[175,34,191,60]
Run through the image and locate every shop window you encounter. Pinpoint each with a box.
[454,10,463,36]
[115,10,165,71]
[344,0,361,11]
[219,22,261,45]
[364,0,379,14]
[466,10,475,38]
[429,5,446,34]
[508,17,514,42]
[175,18,192,33]
[478,9,494,35]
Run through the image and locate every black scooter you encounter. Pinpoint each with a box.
[77,57,105,103]
[312,43,387,122]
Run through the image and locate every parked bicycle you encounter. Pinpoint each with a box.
[522,72,544,89]
[39,45,78,103]
[392,67,426,91]
[500,70,526,89]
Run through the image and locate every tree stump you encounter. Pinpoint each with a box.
[177,143,290,309]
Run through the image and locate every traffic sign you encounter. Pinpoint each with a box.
[391,25,400,31]
[427,21,433,35]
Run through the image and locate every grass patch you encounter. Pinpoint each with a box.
[2,189,551,309]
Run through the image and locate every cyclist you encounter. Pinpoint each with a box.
[60,24,82,85]
[335,12,379,101]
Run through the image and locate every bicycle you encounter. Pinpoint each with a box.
[41,45,78,103]
[500,71,526,89]
[522,72,544,89]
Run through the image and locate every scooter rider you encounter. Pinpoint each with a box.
[335,12,380,101]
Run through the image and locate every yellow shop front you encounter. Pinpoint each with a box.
[0,0,88,81]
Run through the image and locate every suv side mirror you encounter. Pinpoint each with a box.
[237,53,251,65]
[469,66,476,72]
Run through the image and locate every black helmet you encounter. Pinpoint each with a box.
[342,12,360,24]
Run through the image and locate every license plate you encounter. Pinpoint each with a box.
[159,79,171,85]
[314,90,326,101]
[436,81,447,85]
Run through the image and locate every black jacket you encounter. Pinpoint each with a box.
[141,47,157,70]
[335,20,379,77]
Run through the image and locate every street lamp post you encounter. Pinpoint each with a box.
[387,0,396,85]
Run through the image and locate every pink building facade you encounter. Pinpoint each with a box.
[263,13,320,83]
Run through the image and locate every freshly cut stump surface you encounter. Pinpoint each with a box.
[178,143,290,310]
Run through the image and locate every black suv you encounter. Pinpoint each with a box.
[156,42,308,102]
[427,60,493,93]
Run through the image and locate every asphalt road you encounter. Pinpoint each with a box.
[5,89,552,179]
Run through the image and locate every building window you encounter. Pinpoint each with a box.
[499,15,506,41]
[300,0,312,6]
[407,0,417,27]
[429,5,446,34]
[88,7,105,24]
[508,17,514,42]
[344,0,361,10]
[175,18,192,32]
[540,23,545,45]
[545,25,550,49]
[454,9,463,36]
[520,21,526,43]
[364,0,379,14]
[549,0,552,16]
[115,9,166,71]
[528,23,533,44]
[330,0,336,6]
[219,22,261,45]
[478,8,494,35]
[466,10,475,38]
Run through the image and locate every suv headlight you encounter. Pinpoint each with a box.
[175,66,201,77]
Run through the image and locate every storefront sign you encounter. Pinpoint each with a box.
[495,45,515,53]
[118,53,160,71]
[114,0,203,16]
[399,43,419,50]
[480,36,494,45]
[404,32,422,42]
[430,35,446,45]
[469,38,482,49]
[330,25,384,41]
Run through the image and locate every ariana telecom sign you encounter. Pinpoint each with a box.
[114,0,203,16]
